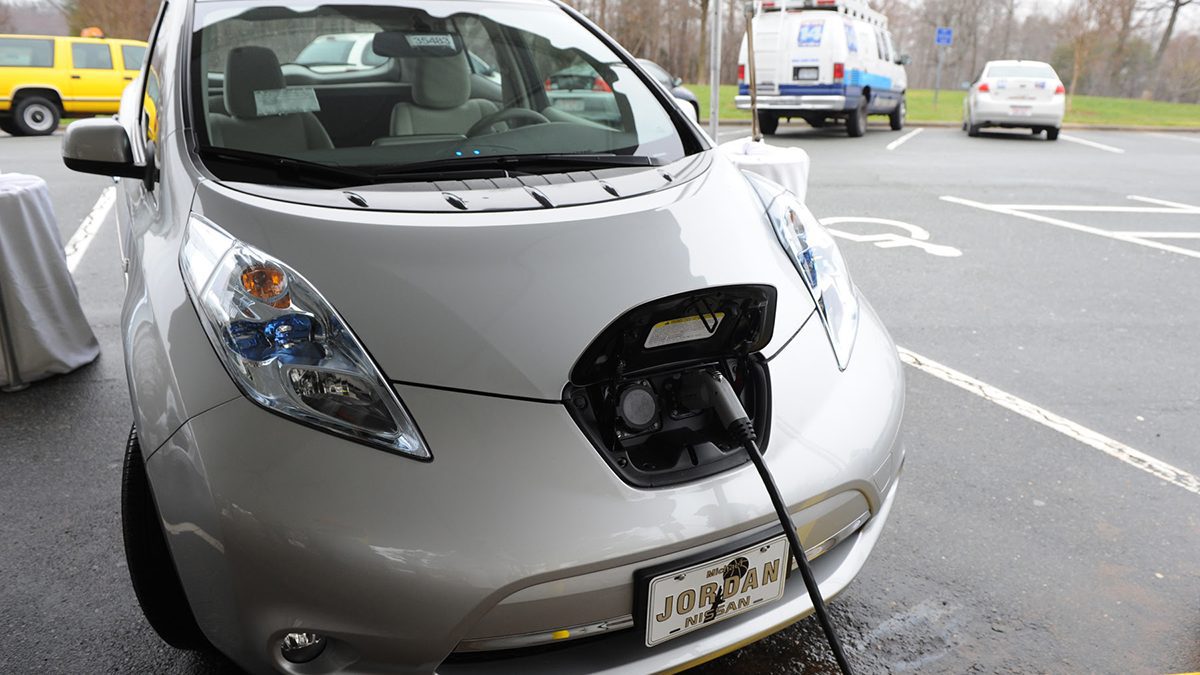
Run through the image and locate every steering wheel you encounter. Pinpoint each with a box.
[466,108,550,138]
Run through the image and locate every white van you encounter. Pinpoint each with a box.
[736,0,908,137]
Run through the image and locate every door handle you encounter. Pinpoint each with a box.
[70,74,81,79]
[124,76,133,81]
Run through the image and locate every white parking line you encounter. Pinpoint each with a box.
[886,128,923,151]
[941,195,1200,260]
[899,348,1200,496]
[1150,132,1200,145]
[993,196,1200,214]
[1127,195,1200,211]
[1059,133,1125,154]
[1111,231,1200,238]
[990,205,1196,214]
[64,187,116,274]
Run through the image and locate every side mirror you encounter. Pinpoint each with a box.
[898,54,912,66]
[62,118,144,179]
[671,76,683,88]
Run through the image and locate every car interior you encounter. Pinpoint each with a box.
[193,5,690,171]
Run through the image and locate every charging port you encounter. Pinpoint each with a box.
[564,286,776,488]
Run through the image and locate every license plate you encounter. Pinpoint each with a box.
[644,535,788,646]
[793,66,818,81]
[557,98,585,112]
[1010,106,1033,116]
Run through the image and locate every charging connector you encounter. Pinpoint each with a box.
[682,369,854,675]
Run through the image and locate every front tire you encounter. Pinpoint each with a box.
[13,96,60,136]
[846,100,867,137]
[1046,127,1060,141]
[889,97,906,131]
[758,111,779,136]
[122,426,208,651]
[968,123,981,137]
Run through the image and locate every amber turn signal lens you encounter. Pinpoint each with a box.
[241,264,290,307]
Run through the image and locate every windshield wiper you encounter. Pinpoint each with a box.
[372,153,662,178]
[199,147,375,188]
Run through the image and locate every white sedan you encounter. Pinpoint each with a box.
[964,60,1065,140]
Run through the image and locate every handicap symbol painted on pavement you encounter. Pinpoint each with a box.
[819,217,963,258]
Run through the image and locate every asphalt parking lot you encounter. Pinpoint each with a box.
[2,122,1199,674]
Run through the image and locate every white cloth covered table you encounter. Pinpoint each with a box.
[718,138,810,203]
[0,173,99,389]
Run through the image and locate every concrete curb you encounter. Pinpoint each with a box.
[703,119,1200,132]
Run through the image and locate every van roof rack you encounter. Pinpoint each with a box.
[758,0,887,28]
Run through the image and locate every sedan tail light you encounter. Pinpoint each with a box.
[1054,84,1066,95]
[978,83,990,93]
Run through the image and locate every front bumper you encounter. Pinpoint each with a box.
[144,301,905,674]
[971,97,1064,128]
[735,95,848,112]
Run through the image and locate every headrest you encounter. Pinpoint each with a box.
[412,51,471,110]
[225,46,285,119]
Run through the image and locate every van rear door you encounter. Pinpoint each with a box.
[748,11,786,95]
[786,13,840,86]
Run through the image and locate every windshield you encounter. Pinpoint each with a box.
[986,64,1057,79]
[190,0,693,186]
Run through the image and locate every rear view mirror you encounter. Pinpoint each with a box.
[671,76,683,88]
[897,54,912,66]
[372,31,464,58]
[61,117,144,179]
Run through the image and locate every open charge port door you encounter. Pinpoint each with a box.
[564,286,777,488]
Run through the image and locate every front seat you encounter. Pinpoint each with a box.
[209,46,333,154]
[388,51,498,136]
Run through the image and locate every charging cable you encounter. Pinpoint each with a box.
[681,369,855,675]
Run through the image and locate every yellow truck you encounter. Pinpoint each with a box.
[0,34,147,136]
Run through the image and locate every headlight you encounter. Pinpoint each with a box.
[179,215,430,459]
[745,173,859,369]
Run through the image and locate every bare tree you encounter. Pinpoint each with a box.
[695,0,710,84]
[58,0,159,40]
[1000,0,1018,57]
[0,3,13,33]
[1159,31,1200,101]
[1150,0,1195,94]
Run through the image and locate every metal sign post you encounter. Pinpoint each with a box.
[708,0,723,139]
[745,1,760,141]
[933,26,953,109]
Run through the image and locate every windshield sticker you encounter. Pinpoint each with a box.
[644,313,725,349]
[254,87,320,117]
[406,34,455,49]
[798,22,824,47]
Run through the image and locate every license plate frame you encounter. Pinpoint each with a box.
[1010,105,1034,116]
[638,534,789,647]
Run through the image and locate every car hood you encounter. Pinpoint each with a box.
[190,153,817,400]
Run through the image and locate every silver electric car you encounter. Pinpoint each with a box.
[62,0,905,672]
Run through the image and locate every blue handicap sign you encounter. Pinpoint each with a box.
[935,27,953,46]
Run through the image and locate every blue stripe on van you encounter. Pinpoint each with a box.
[777,84,847,96]
[740,83,849,96]
[741,73,899,97]
[846,69,893,92]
